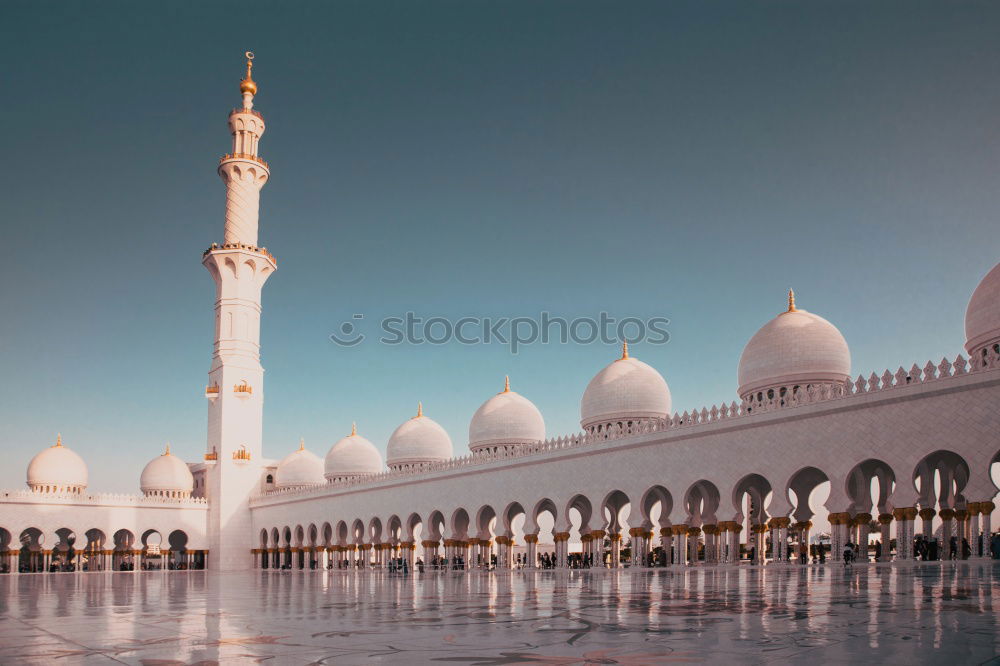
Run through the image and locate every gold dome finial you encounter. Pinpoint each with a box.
[621,341,629,360]
[55,433,62,448]
[351,422,357,436]
[240,51,257,96]
[416,402,423,418]
[787,288,797,313]
[164,442,171,455]
[298,437,305,451]
[503,375,510,393]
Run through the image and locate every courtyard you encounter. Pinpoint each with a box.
[1,562,998,664]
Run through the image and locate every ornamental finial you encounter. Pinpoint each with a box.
[787,288,797,313]
[164,442,171,455]
[240,51,257,99]
[621,341,629,360]
[503,375,510,393]
[298,437,305,451]
[351,422,357,436]
[416,402,423,418]
[55,433,62,448]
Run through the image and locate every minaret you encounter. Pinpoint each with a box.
[202,52,276,571]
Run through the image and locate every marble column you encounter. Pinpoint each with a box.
[980,502,994,559]
[877,514,893,561]
[610,534,621,568]
[939,509,955,559]
[686,527,700,565]
[524,534,538,568]
[892,507,918,560]
[660,528,672,567]
[919,508,936,539]
[702,525,718,565]
[854,514,872,563]
[672,525,688,566]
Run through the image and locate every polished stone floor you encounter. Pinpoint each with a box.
[1,562,998,665]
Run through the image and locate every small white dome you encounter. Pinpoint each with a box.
[386,404,453,468]
[325,425,383,480]
[140,445,194,497]
[469,377,545,452]
[580,345,672,429]
[274,441,325,488]
[26,435,88,493]
[737,291,851,399]
[965,261,1000,358]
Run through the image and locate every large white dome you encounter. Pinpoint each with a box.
[274,441,325,488]
[325,425,383,481]
[26,435,88,493]
[140,445,194,497]
[580,345,672,429]
[469,377,545,452]
[386,404,453,468]
[737,291,851,399]
[965,261,1000,360]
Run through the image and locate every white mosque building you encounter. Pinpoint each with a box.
[2,55,999,574]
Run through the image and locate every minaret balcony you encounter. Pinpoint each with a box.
[203,243,277,266]
[219,152,269,169]
[233,382,253,400]
[205,384,220,402]
[203,451,218,465]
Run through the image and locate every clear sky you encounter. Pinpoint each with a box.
[2,1,999,494]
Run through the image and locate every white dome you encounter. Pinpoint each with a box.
[274,442,325,488]
[26,435,88,493]
[386,404,453,468]
[140,445,194,496]
[738,292,851,398]
[469,378,545,452]
[325,425,383,480]
[580,345,672,429]
[965,261,1000,357]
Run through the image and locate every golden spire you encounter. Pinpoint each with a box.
[240,51,257,96]
[787,288,797,313]
[298,437,305,451]
[621,341,629,360]
[503,375,510,393]
[415,402,423,418]
[164,442,171,455]
[55,433,62,448]
[351,422,357,436]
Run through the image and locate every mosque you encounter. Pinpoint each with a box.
[2,55,999,574]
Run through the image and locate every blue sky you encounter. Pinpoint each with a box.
[2,1,999,492]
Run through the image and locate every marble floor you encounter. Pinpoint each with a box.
[0,562,998,665]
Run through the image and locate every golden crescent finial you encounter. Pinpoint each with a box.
[621,341,629,360]
[55,433,62,448]
[351,422,357,436]
[164,442,171,455]
[240,51,257,96]
[787,288,797,313]
[416,402,423,418]
[503,375,510,393]
[298,437,305,451]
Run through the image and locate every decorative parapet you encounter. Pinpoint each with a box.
[0,489,208,507]
[219,152,269,169]
[203,242,277,265]
[249,349,1000,505]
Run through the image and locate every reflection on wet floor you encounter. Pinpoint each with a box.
[0,562,998,664]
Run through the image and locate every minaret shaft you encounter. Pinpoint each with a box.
[203,52,275,572]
